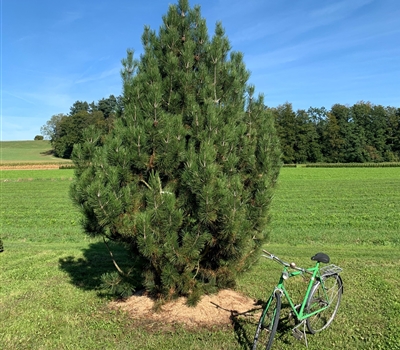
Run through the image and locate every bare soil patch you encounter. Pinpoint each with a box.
[0,164,62,170]
[110,289,260,329]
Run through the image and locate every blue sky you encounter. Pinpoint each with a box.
[1,0,399,141]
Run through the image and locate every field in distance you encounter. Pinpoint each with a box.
[0,140,72,166]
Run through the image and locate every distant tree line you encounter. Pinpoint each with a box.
[41,98,399,163]
[271,102,400,163]
[40,95,123,158]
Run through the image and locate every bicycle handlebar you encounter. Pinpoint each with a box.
[262,249,289,266]
[262,249,311,274]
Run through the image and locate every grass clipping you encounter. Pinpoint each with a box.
[110,289,258,328]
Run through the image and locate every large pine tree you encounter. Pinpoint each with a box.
[70,0,281,304]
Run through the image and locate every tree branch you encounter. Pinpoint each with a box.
[103,237,127,276]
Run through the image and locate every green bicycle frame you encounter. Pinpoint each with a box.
[273,262,330,321]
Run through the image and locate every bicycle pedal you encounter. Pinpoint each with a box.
[292,327,304,340]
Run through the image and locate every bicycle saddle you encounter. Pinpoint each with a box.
[311,252,330,263]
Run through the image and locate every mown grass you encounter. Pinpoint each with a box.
[0,169,73,181]
[1,168,400,349]
[0,140,71,164]
[270,168,400,246]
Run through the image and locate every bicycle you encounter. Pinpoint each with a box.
[252,250,343,349]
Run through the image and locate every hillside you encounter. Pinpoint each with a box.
[0,140,72,165]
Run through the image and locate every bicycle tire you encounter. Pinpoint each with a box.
[306,274,343,334]
[252,291,281,350]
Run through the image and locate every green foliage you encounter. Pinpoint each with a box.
[52,110,108,159]
[40,114,65,141]
[0,237,3,252]
[40,95,121,159]
[100,271,136,298]
[34,135,44,140]
[71,0,281,303]
[69,100,90,116]
[59,164,76,169]
[273,102,400,164]
[271,103,323,163]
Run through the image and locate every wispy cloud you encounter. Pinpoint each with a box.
[2,0,398,141]
[53,11,83,27]
[16,34,37,43]
[227,0,375,48]
[310,0,374,20]
[74,66,121,84]
[23,91,73,109]
[1,115,46,141]
[3,90,36,105]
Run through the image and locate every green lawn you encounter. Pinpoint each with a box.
[0,140,71,164]
[1,168,399,349]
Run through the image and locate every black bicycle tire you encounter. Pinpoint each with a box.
[306,274,343,334]
[252,291,281,350]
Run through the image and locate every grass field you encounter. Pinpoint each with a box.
[0,140,71,164]
[1,167,400,349]
[270,168,400,246]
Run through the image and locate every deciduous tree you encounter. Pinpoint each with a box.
[40,113,66,141]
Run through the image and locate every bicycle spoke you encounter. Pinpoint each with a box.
[306,274,343,333]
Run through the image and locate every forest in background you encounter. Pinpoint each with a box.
[41,98,400,163]
[270,102,400,163]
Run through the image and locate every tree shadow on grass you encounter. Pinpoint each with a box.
[229,299,264,350]
[58,241,135,296]
[40,149,55,156]
[230,313,257,349]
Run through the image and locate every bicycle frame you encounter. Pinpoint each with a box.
[274,263,331,321]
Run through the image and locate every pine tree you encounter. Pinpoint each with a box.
[70,0,281,304]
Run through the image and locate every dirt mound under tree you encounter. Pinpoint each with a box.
[110,289,260,328]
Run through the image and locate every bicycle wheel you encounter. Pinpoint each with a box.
[306,274,343,334]
[252,291,281,350]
